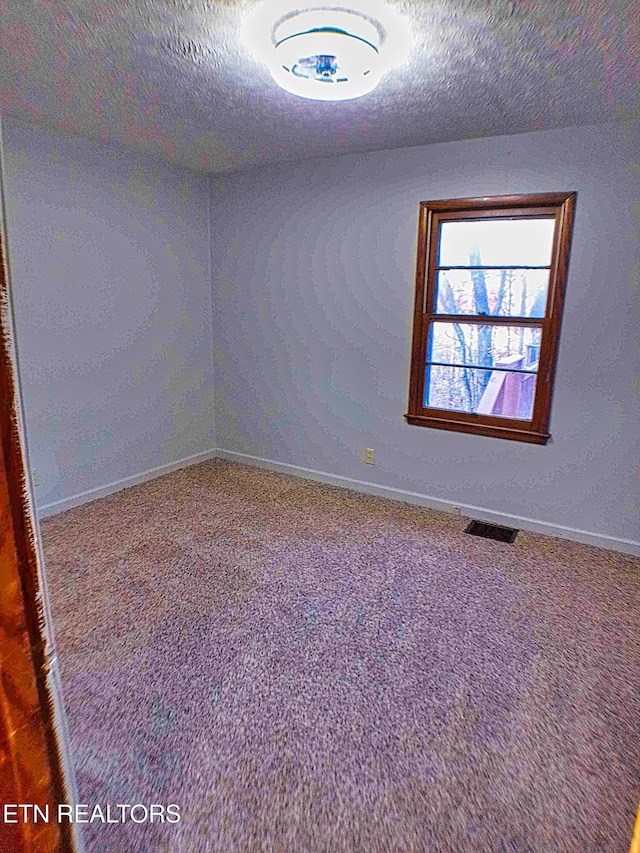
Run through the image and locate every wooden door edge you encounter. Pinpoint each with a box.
[0,169,76,853]
[630,802,640,853]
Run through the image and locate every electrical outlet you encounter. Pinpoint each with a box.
[31,469,39,486]
[365,448,375,465]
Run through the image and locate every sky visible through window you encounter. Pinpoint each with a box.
[438,218,556,267]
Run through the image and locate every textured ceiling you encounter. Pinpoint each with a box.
[0,0,637,173]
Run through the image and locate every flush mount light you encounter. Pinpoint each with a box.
[241,1,413,101]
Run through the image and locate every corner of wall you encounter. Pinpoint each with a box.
[207,171,217,450]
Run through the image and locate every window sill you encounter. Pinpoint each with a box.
[404,413,550,445]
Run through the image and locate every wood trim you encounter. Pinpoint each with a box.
[406,192,576,444]
[404,413,550,444]
[428,314,545,327]
[630,802,640,853]
[408,204,430,415]
[436,265,550,271]
[531,193,576,433]
[0,182,74,850]
[419,192,575,212]
[432,205,560,222]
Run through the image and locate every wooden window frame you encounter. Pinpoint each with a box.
[405,192,576,445]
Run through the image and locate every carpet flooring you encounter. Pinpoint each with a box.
[41,460,640,853]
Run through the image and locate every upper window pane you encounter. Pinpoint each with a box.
[438,218,556,268]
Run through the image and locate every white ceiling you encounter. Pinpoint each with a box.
[1,0,637,173]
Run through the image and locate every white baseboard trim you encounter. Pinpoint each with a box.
[37,448,219,519]
[217,448,640,558]
[37,445,640,557]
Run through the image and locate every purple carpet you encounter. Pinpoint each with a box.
[41,460,640,852]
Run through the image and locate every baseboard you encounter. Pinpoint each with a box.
[36,448,219,519]
[37,445,640,557]
[216,449,640,558]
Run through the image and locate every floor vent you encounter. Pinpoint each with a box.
[464,520,519,544]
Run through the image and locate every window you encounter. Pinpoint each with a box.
[405,192,576,444]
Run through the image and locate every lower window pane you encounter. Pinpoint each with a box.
[430,322,542,370]
[425,364,538,420]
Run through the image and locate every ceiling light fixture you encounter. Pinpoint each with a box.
[241,1,413,102]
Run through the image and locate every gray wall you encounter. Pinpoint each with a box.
[210,122,640,550]
[2,120,638,550]
[2,122,215,510]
